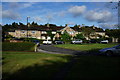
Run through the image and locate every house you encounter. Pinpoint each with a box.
[7,24,107,40]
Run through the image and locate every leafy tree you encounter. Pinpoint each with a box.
[74,24,78,28]
[12,22,18,28]
[105,29,120,38]
[31,21,38,26]
[75,33,85,40]
[19,22,24,26]
[46,30,55,41]
[81,27,95,39]
[61,31,71,42]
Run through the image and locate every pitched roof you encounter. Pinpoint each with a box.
[15,25,64,31]
[9,25,104,32]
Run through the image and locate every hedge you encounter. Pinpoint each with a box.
[2,42,36,51]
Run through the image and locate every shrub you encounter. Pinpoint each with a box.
[2,42,35,51]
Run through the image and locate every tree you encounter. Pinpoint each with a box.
[81,27,95,40]
[74,24,78,28]
[19,22,24,26]
[105,29,120,38]
[75,33,85,40]
[31,21,38,26]
[61,31,71,42]
[46,30,55,41]
[12,22,18,28]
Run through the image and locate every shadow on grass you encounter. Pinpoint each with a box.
[2,55,72,80]
[73,48,101,56]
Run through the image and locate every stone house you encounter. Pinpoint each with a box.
[7,24,107,40]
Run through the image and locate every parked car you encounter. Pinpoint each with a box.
[33,40,40,44]
[43,40,52,44]
[100,40,109,44]
[71,39,83,44]
[99,44,120,56]
[54,40,64,44]
[89,39,97,43]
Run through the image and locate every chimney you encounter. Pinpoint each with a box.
[78,25,81,28]
[47,23,50,27]
[27,23,30,27]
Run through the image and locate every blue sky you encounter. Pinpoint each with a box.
[1,2,118,29]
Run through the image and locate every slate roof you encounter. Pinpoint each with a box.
[15,25,64,31]
[9,25,104,32]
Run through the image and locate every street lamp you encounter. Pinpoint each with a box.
[27,16,30,38]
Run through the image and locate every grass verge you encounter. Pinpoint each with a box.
[54,43,119,51]
[2,51,72,80]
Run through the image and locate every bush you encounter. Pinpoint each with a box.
[2,42,36,51]
[23,38,39,42]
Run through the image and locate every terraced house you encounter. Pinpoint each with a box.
[7,24,107,40]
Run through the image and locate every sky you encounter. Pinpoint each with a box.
[1,2,119,29]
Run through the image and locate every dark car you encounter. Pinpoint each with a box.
[89,39,97,43]
[33,40,40,44]
[54,40,64,44]
[99,44,120,56]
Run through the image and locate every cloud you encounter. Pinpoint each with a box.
[9,2,20,9]
[2,10,21,20]
[22,3,35,8]
[99,23,118,29]
[33,16,43,22]
[68,5,86,17]
[58,11,67,17]
[85,10,113,23]
[45,14,54,22]
[9,2,35,9]
[2,2,36,20]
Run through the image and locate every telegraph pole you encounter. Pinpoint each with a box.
[27,16,30,39]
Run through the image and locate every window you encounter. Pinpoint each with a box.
[68,31,74,35]
[41,31,47,34]
[21,30,25,33]
[31,31,36,34]
[52,31,56,34]
[42,36,46,39]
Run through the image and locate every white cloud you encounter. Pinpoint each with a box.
[2,10,21,20]
[33,16,43,22]
[58,11,67,17]
[2,2,35,20]
[45,14,54,22]
[99,23,118,29]
[8,2,35,9]
[85,10,113,23]
[68,5,86,17]
[22,3,35,8]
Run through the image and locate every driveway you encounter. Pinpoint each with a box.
[37,44,85,55]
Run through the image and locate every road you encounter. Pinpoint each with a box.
[37,44,86,55]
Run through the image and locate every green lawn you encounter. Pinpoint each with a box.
[2,52,72,80]
[2,51,120,80]
[65,56,120,80]
[54,43,119,51]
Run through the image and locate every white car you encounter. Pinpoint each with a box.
[43,40,52,44]
[71,39,83,44]
[100,40,109,44]
[99,45,120,56]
